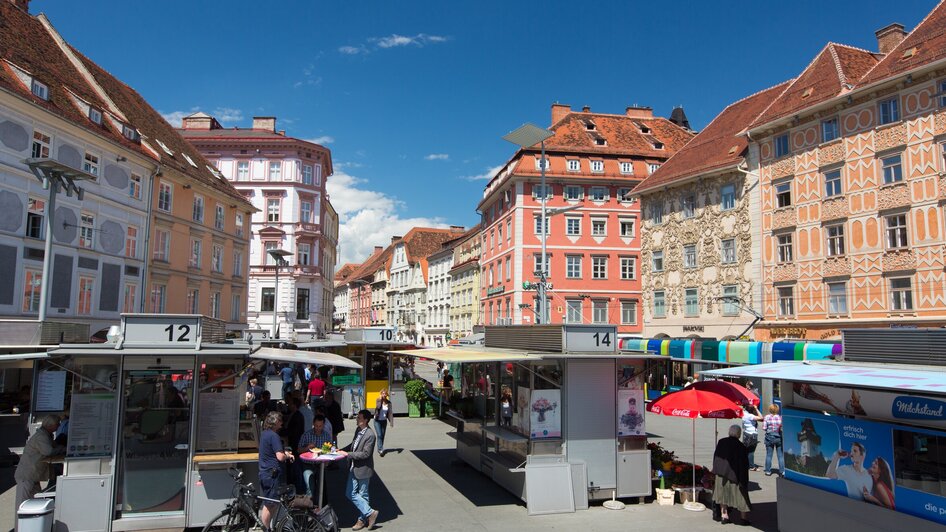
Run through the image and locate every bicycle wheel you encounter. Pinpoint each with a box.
[202,508,254,532]
[275,510,326,532]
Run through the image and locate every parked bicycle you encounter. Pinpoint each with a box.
[202,467,335,532]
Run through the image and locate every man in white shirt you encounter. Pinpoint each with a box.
[827,442,872,499]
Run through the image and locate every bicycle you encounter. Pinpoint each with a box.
[202,466,327,532]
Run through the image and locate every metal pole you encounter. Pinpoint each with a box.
[273,262,279,340]
[38,179,58,322]
[539,139,548,325]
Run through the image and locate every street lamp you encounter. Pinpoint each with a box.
[503,123,554,324]
[268,248,292,340]
[23,158,96,322]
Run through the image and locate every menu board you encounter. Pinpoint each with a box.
[68,394,116,457]
[196,389,239,451]
[35,371,67,412]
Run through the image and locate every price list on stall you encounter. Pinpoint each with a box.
[68,394,116,457]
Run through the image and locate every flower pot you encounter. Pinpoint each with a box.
[655,488,674,506]
[424,400,436,417]
[408,402,422,418]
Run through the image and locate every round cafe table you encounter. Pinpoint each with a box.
[299,449,348,508]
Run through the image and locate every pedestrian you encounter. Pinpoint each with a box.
[15,415,64,511]
[306,369,327,410]
[712,424,752,525]
[323,389,345,443]
[246,377,263,405]
[442,370,454,402]
[341,409,379,530]
[259,411,293,530]
[253,390,278,421]
[374,389,394,456]
[298,415,333,497]
[282,397,306,492]
[763,404,784,476]
[741,402,763,471]
[500,389,513,427]
[280,363,295,400]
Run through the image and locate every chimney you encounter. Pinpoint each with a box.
[582,105,591,113]
[10,0,29,12]
[374,246,383,253]
[391,235,402,243]
[625,105,654,119]
[450,225,465,233]
[551,103,571,125]
[181,114,220,130]
[876,23,906,54]
[252,117,276,132]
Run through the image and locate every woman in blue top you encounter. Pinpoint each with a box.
[258,411,294,529]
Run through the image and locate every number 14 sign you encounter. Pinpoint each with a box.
[563,325,618,353]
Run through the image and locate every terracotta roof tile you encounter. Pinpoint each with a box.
[401,227,465,265]
[858,1,946,87]
[634,81,791,195]
[348,246,392,283]
[334,263,358,283]
[543,112,693,158]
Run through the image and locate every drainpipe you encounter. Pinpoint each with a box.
[138,164,161,312]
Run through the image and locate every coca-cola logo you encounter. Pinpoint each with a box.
[671,409,692,416]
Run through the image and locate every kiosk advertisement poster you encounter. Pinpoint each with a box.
[517,387,530,436]
[791,383,946,430]
[530,389,560,439]
[783,407,946,526]
[617,388,645,436]
[68,393,116,457]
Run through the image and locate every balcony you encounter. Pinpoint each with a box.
[295,222,322,237]
[255,264,323,277]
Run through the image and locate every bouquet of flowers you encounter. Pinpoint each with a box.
[532,398,557,422]
[321,442,333,454]
[648,442,677,472]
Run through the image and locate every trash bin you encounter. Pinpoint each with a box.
[17,498,54,532]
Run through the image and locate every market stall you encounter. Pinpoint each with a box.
[702,360,946,532]
[13,314,360,532]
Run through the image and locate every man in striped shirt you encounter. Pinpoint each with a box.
[299,415,332,497]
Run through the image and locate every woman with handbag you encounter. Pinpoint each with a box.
[763,404,784,476]
[741,402,763,471]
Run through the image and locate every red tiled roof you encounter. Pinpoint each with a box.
[542,112,693,158]
[858,1,946,87]
[750,43,879,129]
[634,81,791,195]
[334,263,358,283]
[347,246,392,283]
[401,227,465,265]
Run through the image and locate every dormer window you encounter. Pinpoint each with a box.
[639,125,650,134]
[155,139,174,156]
[585,121,596,131]
[89,107,102,125]
[31,79,48,100]
[121,124,140,143]
[594,138,607,146]
[183,153,198,168]
[653,141,664,150]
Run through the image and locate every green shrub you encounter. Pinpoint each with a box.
[404,379,428,404]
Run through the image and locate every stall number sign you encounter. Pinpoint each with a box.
[363,327,397,343]
[563,325,618,353]
[122,316,201,346]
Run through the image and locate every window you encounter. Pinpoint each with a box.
[824,169,842,197]
[507,219,511,242]
[231,294,242,322]
[881,154,903,184]
[648,163,660,174]
[212,244,223,272]
[269,161,282,180]
[83,152,99,176]
[233,250,244,276]
[621,301,637,325]
[88,107,102,125]
[722,285,739,316]
[237,161,249,180]
[190,238,202,268]
[777,286,794,317]
[123,283,137,313]
[505,257,511,281]
[886,214,908,249]
[157,182,173,212]
[566,300,582,323]
[941,79,946,108]
[619,219,635,238]
[303,165,313,185]
[590,160,604,173]
[261,287,275,312]
[775,181,792,208]
[31,131,50,158]
[654,291,666,318]
[566,255,582,278]
[534,216,549,235]
[591,218,606,236]
[682,195,695,218]
[591,257,608,279]
[298,243,311,266]
[567,159,580,172]
[77,277,94,315]
[153,229,169,261]
[497,224,503,245]
[620,162,634,174]
[684,244,697,268]
[828,282,848,315]
[267,198,281,223]
[186,288,200,314]
[617,187,632,202]
[721,238,736,264]
[826,224,845,256]
[592,300,608,323]
[129,173,141,200]
[150,284,167,313]
[235,213,244,237]
[125,226,138,258]
[720,184,735,210]
[122,124,140,143]
[532,184,552,199]
[535,157,549,171]
[296,288,310,320]
[192,195,204,222]
[533,254,550,277]
[822,117,839,142]
[210,292,221,319]
[22,269,42,312]
[651,203,663,224]
[879,97,900,125]
[590,186,608,201]
[685,288,699,317]
[890,277,913,311]
[620,257,636,280]
[775,134,790,157]
[26,198,44,239]
[566,217,581,236]
[215,205,225,230]
[31,79,48,100]
[777,234,793,263]
[564,186,583,200]
[300,201,312,224]
[652,250,664,272]
[79,213,94,249]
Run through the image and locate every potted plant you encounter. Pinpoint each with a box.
[404,379,428,418]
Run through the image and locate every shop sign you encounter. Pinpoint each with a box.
[791,383,946,429]
[783,407,946,526]
[486,286,505,296]
[682,325,704,333]
[770,327,807,338]
[332,374,361,385]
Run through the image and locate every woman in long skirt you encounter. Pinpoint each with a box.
[712,424,752,525]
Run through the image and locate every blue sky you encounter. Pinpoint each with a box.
[32,0,935,264]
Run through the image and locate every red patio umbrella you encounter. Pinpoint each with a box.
[689,380,760,407]
[647,388,744,511]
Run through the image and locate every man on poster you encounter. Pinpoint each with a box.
[827,442,872,499]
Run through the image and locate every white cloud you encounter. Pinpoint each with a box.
[339,34,449,55]
[304,136,335,145]
[327,169,447,264]
[460,164,504,181]
[424,153,449,161]
[160,106,244,127]
[160,108,197,127]
[338,45,366,55]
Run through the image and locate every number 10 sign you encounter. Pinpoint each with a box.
[122,315,202,347]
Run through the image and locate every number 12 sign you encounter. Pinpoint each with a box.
[122,315,202,347]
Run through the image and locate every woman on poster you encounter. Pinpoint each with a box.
[862,457,895,510]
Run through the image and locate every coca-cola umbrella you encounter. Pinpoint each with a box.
[689,380,759,407]
[647,388,744,512]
